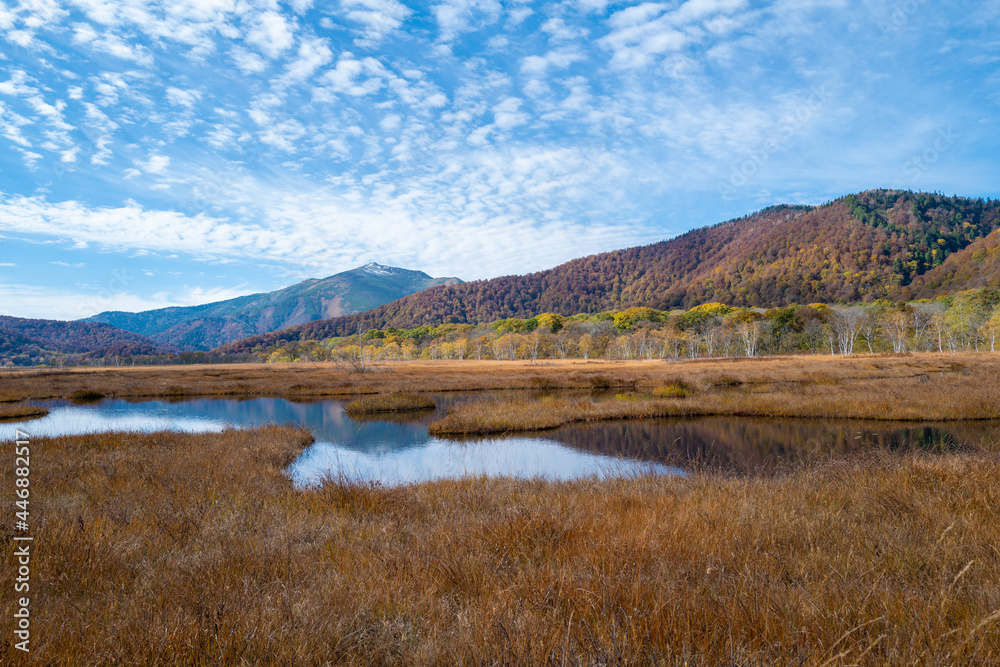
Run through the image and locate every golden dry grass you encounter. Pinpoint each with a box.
[2,355,996,435]
[428,364,1000,435]
[345,392,436,415]
[3,426,1000,664]
[652,381,695,398]
[0,403,47,421]
[0,352,988,405]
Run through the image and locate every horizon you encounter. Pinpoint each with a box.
[2,0,998,320]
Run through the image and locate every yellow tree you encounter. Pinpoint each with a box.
[536,312,566,333]
[980,308,1000,353]
[493,333,520,360]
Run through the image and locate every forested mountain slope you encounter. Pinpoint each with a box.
[218,191,1000,353]
[0,316,165,365]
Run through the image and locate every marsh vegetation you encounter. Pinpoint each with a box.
[3,354,1000,663]
[3,426,1000,664]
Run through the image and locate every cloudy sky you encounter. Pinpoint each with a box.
[0,0,998,320]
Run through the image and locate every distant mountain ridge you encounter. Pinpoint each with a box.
[86,263,462,351]
[0,316,166,365]
[217,190,1000,353]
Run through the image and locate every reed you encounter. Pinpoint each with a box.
[652,380,695,398]
[345,392,435,415]
[3,426,1000,664]
[0,403,47,421]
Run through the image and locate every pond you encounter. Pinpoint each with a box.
[3,395,998,486]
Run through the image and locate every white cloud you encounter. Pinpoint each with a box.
[230,47,268,73]
[129,154,170,177]
[600,0,748,68]
[341,0,412,44]
[0,102,33,148]
[0,70,34,97]
[433,0,502,42]
[492,96,528,130]
[71,22,154,66]
[165,87,202,107]
[520,48,586,76]
[258,119,307,151]
[0,137,660,283]
[541,18,587,42]
[279,36,333,86]
[319,54,387,97]
[245,11,295,59]
[205,124,237,149]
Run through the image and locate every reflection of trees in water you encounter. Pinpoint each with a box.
[348,408,435,425]
[545,418,1000,473]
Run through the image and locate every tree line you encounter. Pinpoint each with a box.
[257,289,1000,363]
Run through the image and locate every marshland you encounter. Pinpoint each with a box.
[3,353,1000,664]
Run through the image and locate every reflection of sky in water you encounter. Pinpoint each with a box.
[7,397,991,486]
[1,398,676,486]
[289,437,679,486]
[0,401,228,437]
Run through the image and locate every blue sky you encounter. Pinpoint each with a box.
[0,0,998,320]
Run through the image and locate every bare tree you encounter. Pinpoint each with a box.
[702,318,722,357]
[831,307,865,355]
[884,310,911,353]
[910,303,939,352]
[860,304,886,354]
[736,319,762,357]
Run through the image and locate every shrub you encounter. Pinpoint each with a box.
[652,382,695,398]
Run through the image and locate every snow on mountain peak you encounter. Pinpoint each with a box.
[360,262,395,275]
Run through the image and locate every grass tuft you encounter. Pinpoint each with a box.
[0,403,48,421]
[652,380,695,398]
[69,389,105,402]
[345,392,435,415]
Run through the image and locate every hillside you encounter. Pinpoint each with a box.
[909,226,1000,297]
[0,316,166,366]
[88,263,461,351]
[218,190,1000,353]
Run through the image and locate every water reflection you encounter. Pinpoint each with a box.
[290,437,677,486]
[2,397,996,485]
[0,397,677,485]
[544,417,997,473]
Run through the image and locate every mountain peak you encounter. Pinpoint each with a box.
[358,262,397,275]
[87,263,462,350]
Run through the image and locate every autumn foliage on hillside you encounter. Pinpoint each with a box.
[219,191,1000,355]
[0,316,166,366]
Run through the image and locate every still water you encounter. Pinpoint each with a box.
[0,396,679,485]
[3,396,997,486]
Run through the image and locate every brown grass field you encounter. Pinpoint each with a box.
[2,426,1000,664]
[3,353,1000,664]
[1,352,996,424]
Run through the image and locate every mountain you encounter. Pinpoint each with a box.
[0,316,166,366]
[217,190,1000,353]
[87,263,462,351]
